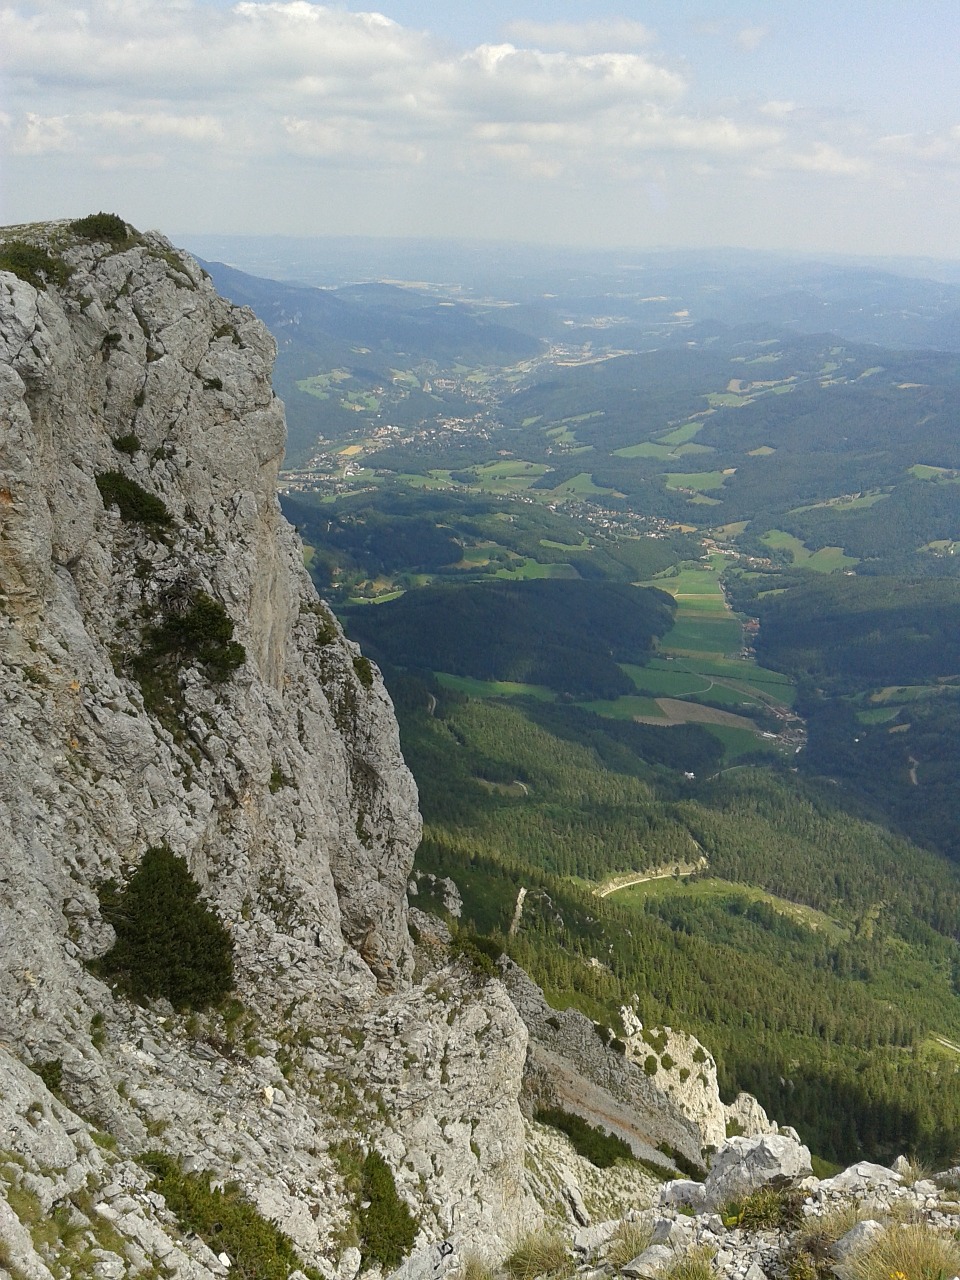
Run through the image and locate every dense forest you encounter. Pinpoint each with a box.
[392,671,960,1166]
[344,580,675,699]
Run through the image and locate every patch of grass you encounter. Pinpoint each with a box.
[898,1157,933,1187]
[95,471,172,528]
[848,1223,960,1280]
[505,1230,570,1280]
[142,1150,323,1280]
[606,1218,654,1267]
[664,1246,716,1280]
[534,1106,634,1169]
[0,240,72,289]
[458,1252,497,1280]
[722,1186,803,1230]
[95,843,234,1010]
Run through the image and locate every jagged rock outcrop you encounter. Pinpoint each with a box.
[502,962,778,1172]
[0,219,539,1275]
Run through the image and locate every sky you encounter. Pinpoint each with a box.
[1,0,958,258]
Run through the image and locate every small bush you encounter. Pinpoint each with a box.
[353,655,375,688]
[69,213,131,245]
[96,471,171,527]
[142,1151,322,1280]
[661,1053,675,1071]
[606,1218,654,1268]
[33,1059,62,1093]
[451,932,503,979]
[644,1055,658,1076]
[96,844,234,1010]
[358,1150,418,1271]
[112,433,140,455]
[269,764,291,794]
[692,1046,707,1064]
[144,591,245,682]
[506,1230,569,1280]
[534,1106,634,1168]
[848,1222,960,1280]
[656,1142,704,1180]
[0,240,71,289]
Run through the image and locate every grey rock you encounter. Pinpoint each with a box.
[386,1244,458,1280]
[0,228,540,1266]
[660,1180,708,1213]
[622,1244,675,1278]
[651,1218,693,1247]
[832,1220,885,1261]
[574,1220,621,1254]
[704,1135,812,1209]
[821,1162,902,1195]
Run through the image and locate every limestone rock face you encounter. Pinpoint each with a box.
[702,1134,813,1209]
[502,960,707,1168]
[0,222,535,1272]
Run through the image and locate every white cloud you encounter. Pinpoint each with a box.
[783,143,870,176]
[500,19,655,53]
[875,130,960,167]
[14,112,74,154]
[2,0,949,255]
[760,100,798,119]
[736,25,769,52]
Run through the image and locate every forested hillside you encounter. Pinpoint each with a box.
[214,250,960,1173]
[397,673,960,1166]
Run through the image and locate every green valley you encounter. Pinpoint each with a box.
[206,252,960,1170]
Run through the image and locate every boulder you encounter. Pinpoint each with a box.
[622,1245,675,1278]
[832,1220,885,1262]
[659,1179,708,1213]
[703,1134,812,1208]
[820,1162,901,1196]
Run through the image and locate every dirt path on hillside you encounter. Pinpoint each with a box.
[598,857,707,898]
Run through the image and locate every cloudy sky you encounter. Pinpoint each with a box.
[1,0,958,257]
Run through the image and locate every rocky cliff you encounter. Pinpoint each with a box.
[0,219,545,1276]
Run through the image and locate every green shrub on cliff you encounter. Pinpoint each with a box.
[96,844,234,1009]
[69,213,132,245]
[0,240,71,290]
[358,1150,418,1270]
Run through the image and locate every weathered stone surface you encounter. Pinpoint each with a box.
[659,1180,708,1213]
[622,1244,675,1278]
[703,1134,813,1208]
[0,224,537,1271]
[503,961,707,1168]
[820,1162,902,1196]
[832,1219,885,1262]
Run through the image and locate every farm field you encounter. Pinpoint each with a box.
[762,529,859,572]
